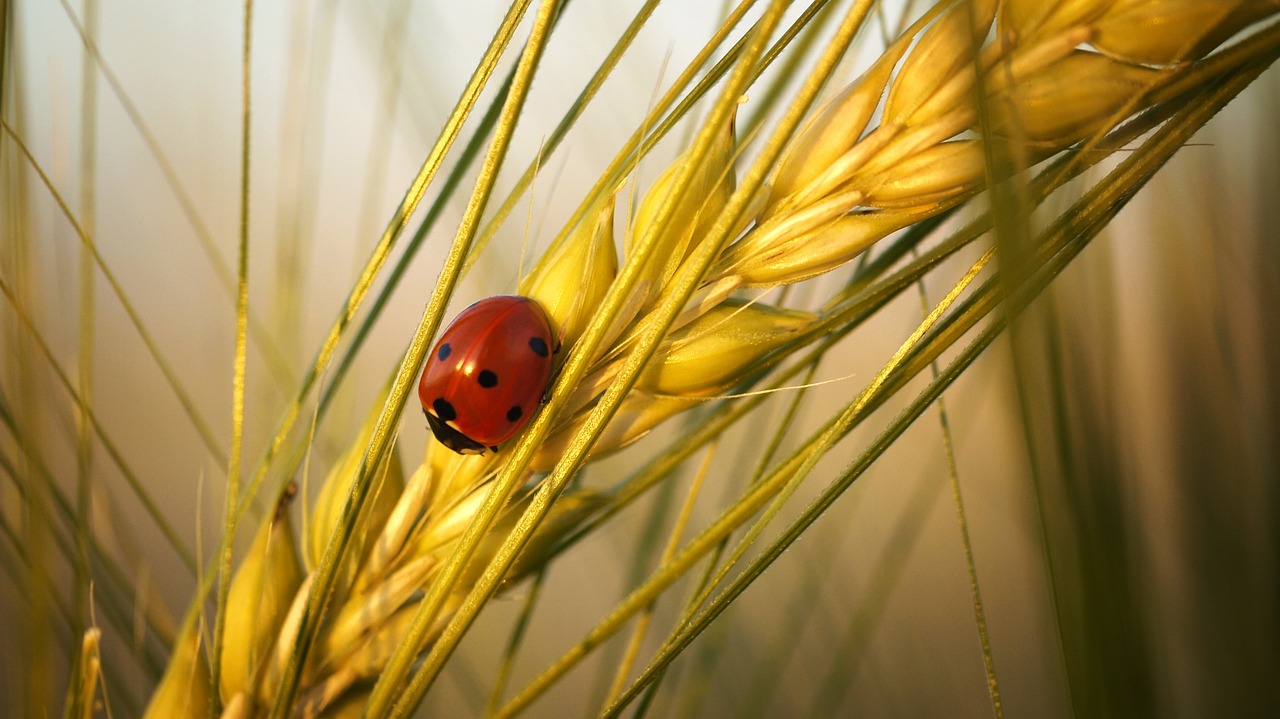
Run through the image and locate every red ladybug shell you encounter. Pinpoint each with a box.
[418,295,555,454]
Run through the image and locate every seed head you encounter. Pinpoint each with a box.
[988,49,1161,147]
[521,195,618,351]
[766,59,896,216]
[861,140,986,208]
[462,488,605,587]
[1093,0,1267,65]
[638,298,813,396]
[221,492,303,704]
[884,0,998,127]
[306,390,405,586]
[142,623,210,719]
[532,392,701,471]
[998,0,1114,41]
[717,207,932,288]
[628,112,736,306]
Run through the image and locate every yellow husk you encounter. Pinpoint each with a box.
[220,495,303,704]
[142,623,211,719]
[639,298,814,396]
[521,195,619,352]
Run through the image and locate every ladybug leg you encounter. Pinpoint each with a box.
[541,341,566,405]
[541,366,562,404]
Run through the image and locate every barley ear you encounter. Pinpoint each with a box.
[638,298,813,396]
[520,193,618,352]
[987,49,1163,148]
[462,488,606,587]
[532,392,701,472]
[306,389,405,587]
[998,0,1112,40]
[219,490,303,705]
[882,0,997,127]
[66,628,101,719]
[716,206,934,288]
[628,110,736,309]
[1093,0,1272,65]
[142,622,211,719]
[765,55,897,217]
[861,140,986,208]
[361,461,433,588]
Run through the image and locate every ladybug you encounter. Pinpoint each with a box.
[418,295,556,455]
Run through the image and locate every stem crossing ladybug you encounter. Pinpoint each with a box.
[418,295,556,454]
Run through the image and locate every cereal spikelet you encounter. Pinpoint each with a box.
[883,0,997,127]
[638,298,813,396]
[1093,0,1266,65]
[715,207,932,288]
[220,490,303,704]
[465,488,605,587]
[765,57,897,215]
[521,195,618,352]
[998,0,1113,41]
[628,112,736,307]
[532,392,701,471]
[306,390,405,588]
[68,628,102,719]
[988,49,1161,146]
[143,623,210,719]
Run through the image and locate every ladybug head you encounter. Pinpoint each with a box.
[424,410,492,455]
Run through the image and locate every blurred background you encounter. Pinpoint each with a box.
[2,1,1277,717]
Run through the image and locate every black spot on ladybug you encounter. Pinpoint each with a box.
[437,343,452,362]
[529,336,549,357]
[432,398,457,422]
[478,369,498,388]
[506,405,523,423]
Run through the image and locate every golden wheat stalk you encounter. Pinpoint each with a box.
[112,1,1280,717]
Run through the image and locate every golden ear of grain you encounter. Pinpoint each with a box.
[520,194,618,351]
[331,604,426,682]
[361,462,434,590]
[884,0,997,126]
[862,140,986,208]
[322,555,436,668]
[426,442,499,510]
[306,488,600,714]
[451,488,606,587]
[501,490,605,582]
[998,0,1114,41]
[410,480,495,560]
[1093,0,1264,65]
[638,299,813,396]
[143,623,211,719]
[306,391,405,583]
[532,393,701,472]
[68,628,102,719]
[220,495,303,705]
[628,112,736,305]
[990,50,1162,146]
[766,65,894,217]
[263,573,313,705]
[721,207,931,289]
